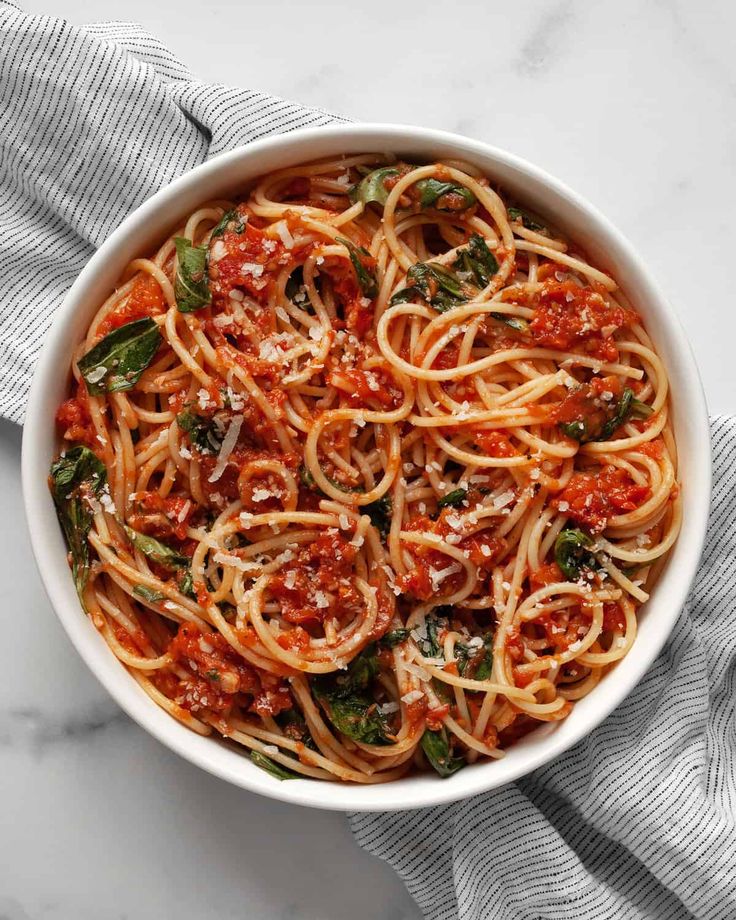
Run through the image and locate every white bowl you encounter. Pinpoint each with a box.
[21,124,711,812]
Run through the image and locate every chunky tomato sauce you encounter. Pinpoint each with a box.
[269,532,363,626]
[98,275,166,335]
[553,375,624,434]
[528,280,637,362]
[555,466,650,532]
[165,623,291,717]
[56,383,96,448]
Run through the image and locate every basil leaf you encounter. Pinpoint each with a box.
[559,419,588,442]
[177,568,195,598]
[78,318,160,395]
[210,209,246,238]
[313,646,389,744]
[598,388,653,440]
[416,178,476,212]
[364,494,392,538]
[174,237,211,313]
[456,634,494,680]
[631,397,654,418]
[379,628,410,649]
[250,750,300,780]
[454,234,499,287]
[49,446,108,600]
[415,612,449,660]
[508,206,545,232]
[133,584,166,603]
[437,487,467,510]
[124,526,189,569]
[388,287,418,305]
[421,262,465,299]
[319,694,389,744]
[336,236,378,299]
[177,409,223,454]
[318,646,379,695]
[349,167,399,206]
[391,261,469,311]
[562,388,655,445]
[421,727,466,777]
[554,528,596,581]
[299,464,317,490]
[491,313,530,333]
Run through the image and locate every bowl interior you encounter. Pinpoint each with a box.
[21,124,711,811]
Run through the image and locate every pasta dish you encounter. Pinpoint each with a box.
[50,154,680,783]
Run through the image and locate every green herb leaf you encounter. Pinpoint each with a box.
[559,419,589,441]
[491,313,530,334]
[322,695,389,744]
[313,646,389,744]
[133,585,166,603]
[421,727,466,777]
[437,487,467,510]
[49,446,108,600]
[210,209,246,238]
[177,568,195,598]
[416,178,476,212]
[177,409,223,453]
[453,234,499,287]
[379,628,410,649]
[391,261,469,312]
[124,526,189,569]
[598,388,653,440]
[250,750,300,780]
[78,318,161,395]
[415,612,449,660]
[349,167,399,206]
[554,528,597,581]
[336,236,378,299]
[561,387,655,444]
[174,237,211,313]
[299,464,317,490]
[456,634,494,681]
[508,206,546,232]
[364,494,392,538]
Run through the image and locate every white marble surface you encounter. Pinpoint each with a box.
[4,0,736,918]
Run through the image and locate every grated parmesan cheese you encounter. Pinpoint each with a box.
[207,415,243,483]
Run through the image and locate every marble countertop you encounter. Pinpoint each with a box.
[4,0,735,917]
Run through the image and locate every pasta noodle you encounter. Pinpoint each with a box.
[49,154,680,783]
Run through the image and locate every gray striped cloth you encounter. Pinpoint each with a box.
[1,4,734,918]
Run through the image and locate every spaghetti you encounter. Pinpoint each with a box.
[50,154,680,783]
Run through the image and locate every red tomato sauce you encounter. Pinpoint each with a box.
[127,491,194,541]
[471,429,517,457]
[209,212,288,309]
[56,383,96,448]
[166,623,291,717]
[98,275,166,336]
[269,532,363,626]
[528,281,637,362]
[555,466,650,532]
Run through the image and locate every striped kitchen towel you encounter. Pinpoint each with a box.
[1,4,734,918]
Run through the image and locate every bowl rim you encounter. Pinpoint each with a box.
[21,123,712,812]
